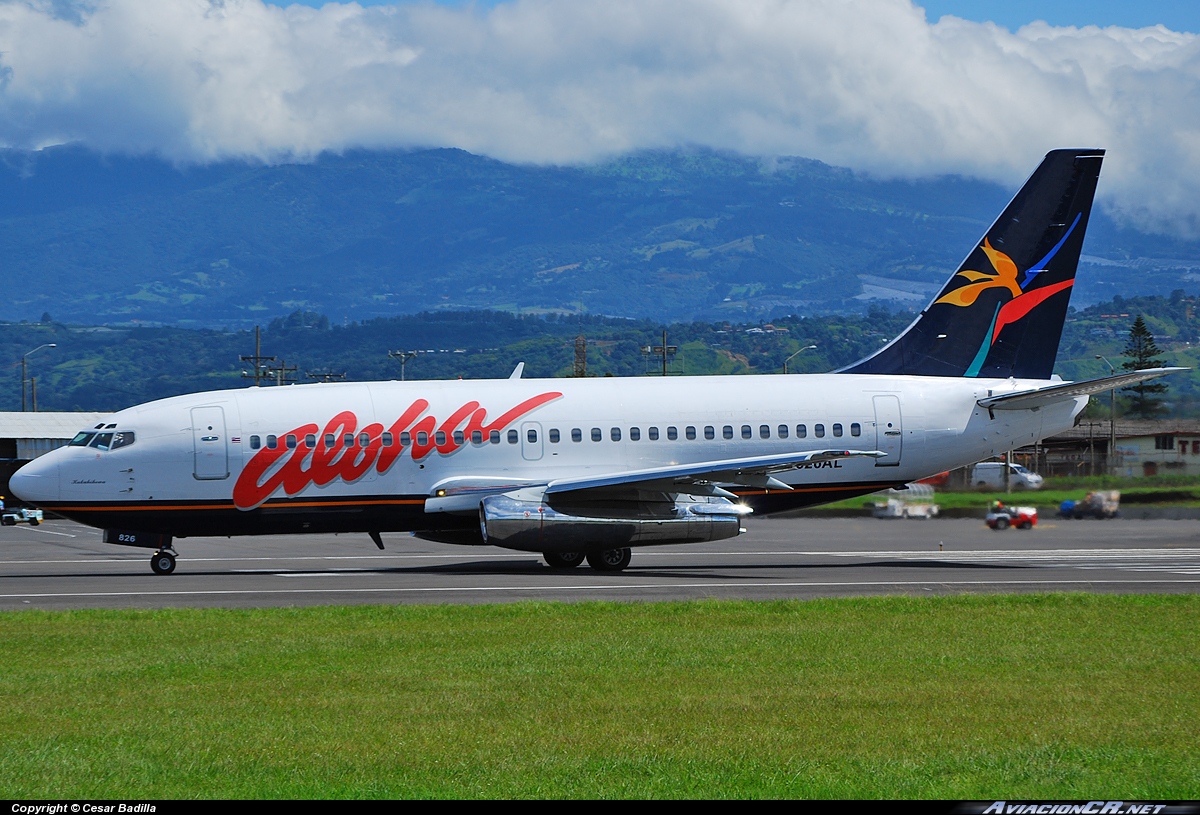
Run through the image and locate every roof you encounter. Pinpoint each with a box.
[0,412,110,440]
[1050,419,1200,441]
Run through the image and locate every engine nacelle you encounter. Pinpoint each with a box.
[479,491,750,553]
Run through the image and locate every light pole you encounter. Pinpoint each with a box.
[388,350,420,381]
[783,345,817,374]
[1096,355,1117,476]
[21,343,56,412]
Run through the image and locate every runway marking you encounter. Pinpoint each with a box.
[3,578,1200,601]
[6,548,1200,567]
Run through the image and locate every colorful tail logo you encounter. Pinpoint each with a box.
[935,213,1080,376]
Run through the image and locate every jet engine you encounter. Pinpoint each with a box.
[479,488,750,553]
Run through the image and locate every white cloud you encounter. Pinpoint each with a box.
[1,0,1199,234]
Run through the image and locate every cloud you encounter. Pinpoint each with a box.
[1,0,1199,234]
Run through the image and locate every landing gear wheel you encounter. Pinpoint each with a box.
[586,547,632,572]
[544,551,585,569]
[150,551,177,575]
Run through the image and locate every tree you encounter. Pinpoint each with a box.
[1121,314,1169,418]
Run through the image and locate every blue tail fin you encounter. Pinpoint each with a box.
[841,148,1104,379]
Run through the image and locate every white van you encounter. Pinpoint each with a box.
[970,462,1044,490]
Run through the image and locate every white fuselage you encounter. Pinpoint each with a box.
[11,372,1086,545]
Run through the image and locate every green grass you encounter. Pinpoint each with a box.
[1,595,1197,798]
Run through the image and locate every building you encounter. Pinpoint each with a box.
[1023,419,1200,478]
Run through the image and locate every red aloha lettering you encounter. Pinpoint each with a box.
[232,391,561,510]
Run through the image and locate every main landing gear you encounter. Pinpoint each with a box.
[150,549,177,575]
[543,548,633,572]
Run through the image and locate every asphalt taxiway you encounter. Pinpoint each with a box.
[2,515,1199,610]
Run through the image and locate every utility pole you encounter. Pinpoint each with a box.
[305,371,347,383]
[31,377,37,412]
[573,335,587,378]
[1097,355,1118,476]
[641,330,677,376]
[267,360,298,386]
[240,326,275,387]
[20,343,56,412]
[388,350,420,381]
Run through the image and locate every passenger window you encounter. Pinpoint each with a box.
[777,425,789,439]
[741,425,752,440]
[301,434,313,448]
[286,434,297,449]
[549,429,560,443]
[610,427,621,442]
[630,427,640,441]
[110,431,135,450]
[454,431,465,445]
[401,432,412,446]
[528,429,538,443]
[833,423,843,438]
[250,435,261,450]
[355,432,368,447]
[667,426,678,440]
[382,432,393,447]
[648,427,659,440]
[591,428,602,442]
[507,429,519,444]
[325,433,336,449]
[723,426,733,440]
[796,425,807,439]
[344,433,355,447]
[685,426,696,440]
[472,430,483,444]
[490,430,501,444]
[267,435,278,450]
[851,423,861,437]
[704,426,715,440]
[417,432,428,446]
[815,424,825,438]
[69,432,96,447]
[435,431,446,446]
[572,428,582,442]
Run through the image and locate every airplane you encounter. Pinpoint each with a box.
[9,148,1185,575]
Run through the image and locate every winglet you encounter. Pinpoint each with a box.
[509,362,525,380]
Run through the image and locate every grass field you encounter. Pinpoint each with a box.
[1,595,1197,799]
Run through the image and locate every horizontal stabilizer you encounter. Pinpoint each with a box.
[977,367,1189,411]
[545,448,885,495]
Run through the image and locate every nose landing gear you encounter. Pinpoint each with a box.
[150,549,177,575]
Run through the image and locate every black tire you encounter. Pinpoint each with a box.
[544,551,585,569]
[586,548,632,572]
[1,517,15,526]
[150,551,177,575]
[993,516,1010,530]
[1018,520,1033,530]
[29,519,39,526]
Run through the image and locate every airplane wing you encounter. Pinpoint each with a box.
[977,367,1188,412]
[545,448,886,495]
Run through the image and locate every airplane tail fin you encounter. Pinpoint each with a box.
[840,148,1105,379]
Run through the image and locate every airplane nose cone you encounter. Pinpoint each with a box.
[8,456,60,504]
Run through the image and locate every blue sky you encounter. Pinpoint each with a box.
[3,1,1199,235]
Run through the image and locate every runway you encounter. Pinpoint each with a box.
[2,515,1200,610]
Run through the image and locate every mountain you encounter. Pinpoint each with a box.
[3,145,1200,327]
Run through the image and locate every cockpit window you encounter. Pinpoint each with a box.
[89,432,114,451]
[69,432,97,447]
[110,431,135,451]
